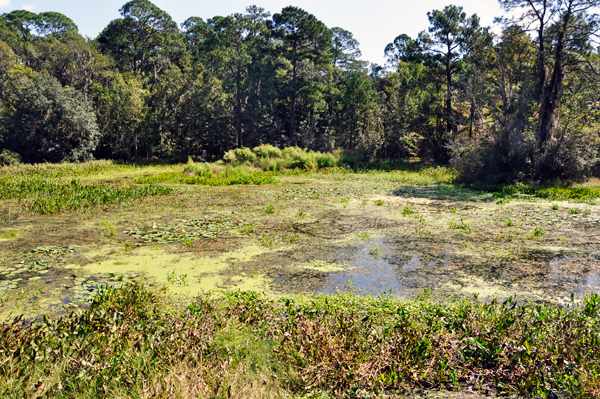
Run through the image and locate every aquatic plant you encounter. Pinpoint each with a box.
[449,220,472,233]
[0,178,173,214]
[1,284,599,398]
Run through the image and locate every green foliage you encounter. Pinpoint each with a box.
[1,71,100,163]
[135,170,279,186]
[264,204,275,214]
[2,284,600,398]
[527,227,545,240]
[0,149,21,166]
[449,220,472,233]
[223,147,257,165]
[0,177,172,214]
[253,144,282,159]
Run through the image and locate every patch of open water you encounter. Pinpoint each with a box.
[313,238,600,303]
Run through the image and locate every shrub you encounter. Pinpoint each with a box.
[0,149,21,166]
[223,147,256,165]
[316,152,336,168]
[183,157,212,178]
[253,144,282,159]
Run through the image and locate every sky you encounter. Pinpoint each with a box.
[0,0,507,65]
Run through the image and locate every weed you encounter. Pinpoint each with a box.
[166,269,176,283]
[417,226,432,236]
[258,234,275,247]
[356,231,371,239]
[333,197,350,204]
[264,204,275,214]
[527,227,545,239]
[122,243,132,251]
[99,221,116,240]
[374,199,384,206]
[551,204,559,210]
[285,234,298,244]
[240,222,255,234]
[449,220,472,233]
[402,205,414,216]
[568,208,580,214]
[296,210,307,218]
[368,247,381,255]
[179,236,193,248]
[505,219,515,227]
[448,207,457,213]
[0,178,173,214]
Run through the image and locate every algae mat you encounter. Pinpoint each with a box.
[3,172,600,320]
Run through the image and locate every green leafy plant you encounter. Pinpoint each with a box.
[527,227,545,239]
[258,234,275,247]
[285,234,298,244]
[368,247,381,255]
[264,205,275,214]
[449,221,472,233]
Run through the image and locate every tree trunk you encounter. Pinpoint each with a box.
[537,8,570,146]
[289,60,297,143]
[445,39,452,137]
[235,68,243,147]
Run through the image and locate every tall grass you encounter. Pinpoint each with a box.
[223,145,341,171]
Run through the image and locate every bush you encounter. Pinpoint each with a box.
[183,158,212,178]
[222,147,256,165]
[1,70,100,163]
[282,146,317,169]
[253,144,282,159]
[450,136,531,185]
[0,149,21,165]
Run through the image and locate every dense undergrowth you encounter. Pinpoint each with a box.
[1,283,599,398]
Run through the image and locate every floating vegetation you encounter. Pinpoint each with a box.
[0,246,76,292]
[124,215,242,244]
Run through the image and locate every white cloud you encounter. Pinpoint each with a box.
[0,0,11,9]
[22,4,35,11]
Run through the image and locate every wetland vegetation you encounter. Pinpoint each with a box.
[3,0,600,396]
[1,158,600,398]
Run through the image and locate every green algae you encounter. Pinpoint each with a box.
[0,231,26,239]
[72,244,278,297]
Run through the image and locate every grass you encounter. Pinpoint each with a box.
[1,283,599,398]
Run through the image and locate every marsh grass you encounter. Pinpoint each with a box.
[1,284,599,398]
[0,177,173,215]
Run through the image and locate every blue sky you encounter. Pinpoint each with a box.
[0,0,506,65]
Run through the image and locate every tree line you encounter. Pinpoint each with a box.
[1,0,600,183]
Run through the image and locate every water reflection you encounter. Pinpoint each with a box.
[321,239,410,296]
